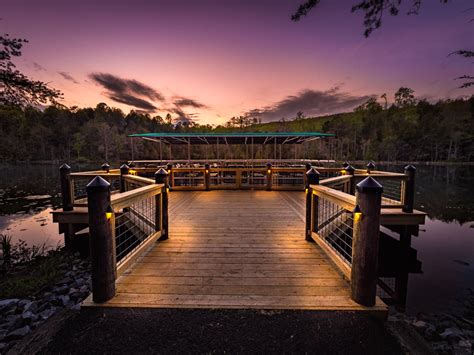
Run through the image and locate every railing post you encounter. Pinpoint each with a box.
[304,163,311,186]
[346,165,355,195]
[266,162,272,191]
[305,168,319,241]
[101,162,110,173]
[60,164,73,211]
[155,168,169,240]
[167,163,173,190]
[311,169,320,233]
[205,163,211,191]
[59,164,74,249]
[87,176,116,303]
[351,176,383,306]
[366,161,375,174]
[402,165,416,213]
[119,164,130,192]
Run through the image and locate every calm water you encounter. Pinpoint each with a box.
[0,163,473,315]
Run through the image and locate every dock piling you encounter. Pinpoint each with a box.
[346,165,355,195]
[155,168,169,240]
[205,163,210,191]
[87,176,116,303]
[119,164,130,192]
[351,176,383,306]
[266,162,272,191]
[59,164,73,211]
[305,168,319,241]
[402,165,416,213]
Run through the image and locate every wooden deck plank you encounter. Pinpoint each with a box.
[84,190,386,313]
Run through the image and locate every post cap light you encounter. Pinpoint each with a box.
[105,205,114,219]
[353,204,362,221]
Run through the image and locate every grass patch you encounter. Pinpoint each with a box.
[0,251,64,299]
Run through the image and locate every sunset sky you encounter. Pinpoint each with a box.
[3,0,473,124]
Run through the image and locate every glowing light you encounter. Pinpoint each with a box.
[353,212,362,222]
[205,170,209,174]
[305,188,308,194]
[340,169,346,175]
[267,169,271,174]
[129,169,137,175]
[353,205,362,222]
[105,205,114,220]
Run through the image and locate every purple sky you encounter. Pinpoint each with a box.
[3,0,473,124]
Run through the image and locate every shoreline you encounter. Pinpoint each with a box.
[1,160,473,166]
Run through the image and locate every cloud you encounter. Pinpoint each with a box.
[244,88,373,122]
[109,93,158,111]
[173,97,208,109]
[171,106,198,125]
[33,62,46,72]
[59,71,79,84]
[89,72,164,111]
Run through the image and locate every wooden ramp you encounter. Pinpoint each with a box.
[85,191,386,312]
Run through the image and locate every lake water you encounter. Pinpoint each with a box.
[0,163,473,315]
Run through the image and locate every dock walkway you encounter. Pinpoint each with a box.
[87,190,386,311]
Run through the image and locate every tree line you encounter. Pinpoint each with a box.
[0,90,472,163]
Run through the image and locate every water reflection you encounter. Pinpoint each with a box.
[0,163,95,246]
[380,164,474,225]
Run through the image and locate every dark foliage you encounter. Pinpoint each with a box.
[0,33,62,107]
[0,91,472,163]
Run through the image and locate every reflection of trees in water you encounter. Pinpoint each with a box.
[379,164,474,225]
[0,164,96,215]
[415,165,474,225]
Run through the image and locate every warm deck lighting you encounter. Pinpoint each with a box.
[353,205,362,222]
[105,205,114,219]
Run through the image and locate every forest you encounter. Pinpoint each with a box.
[0,90,473,163]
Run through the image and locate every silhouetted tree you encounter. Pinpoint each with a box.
[394,87,416,107]
[0,33,62,107]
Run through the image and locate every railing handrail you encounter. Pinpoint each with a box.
[311,184,356,211]
[354,172,407,179]
[123,174,155,186]
[111,183,163,210]
[319,175,352,187]
[71,170,120,177]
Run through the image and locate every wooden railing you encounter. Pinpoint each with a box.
[58,162,419,306]
[305,165,419,306]
[81,167,169,303]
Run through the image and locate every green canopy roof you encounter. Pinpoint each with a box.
[129,132,335,145]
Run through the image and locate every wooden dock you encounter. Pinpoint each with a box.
[84,190,387,312]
